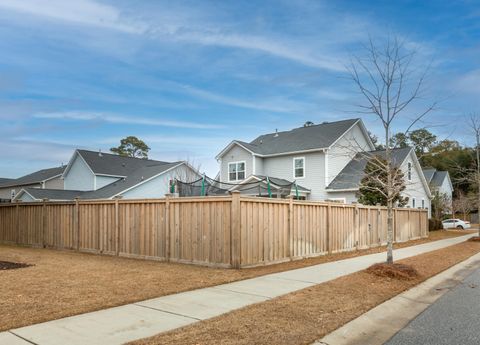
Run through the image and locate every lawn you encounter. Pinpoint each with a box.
[0,229,473,331]
[130,240,480,345]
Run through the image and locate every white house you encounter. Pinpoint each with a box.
[216,118,432,215]
[422,168,454,213]
[0,166,65,201]
[13,149,199,202]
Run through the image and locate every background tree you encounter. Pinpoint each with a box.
[452,191,475,222]
[348,36,436,264]
[110,136,150,159]
[368,131,384,150]
[389,132,408,148]
[357,156,409,207]
[408,128,437,158]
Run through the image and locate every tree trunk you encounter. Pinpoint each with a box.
[386,199,394,264]
[476,134,480,236]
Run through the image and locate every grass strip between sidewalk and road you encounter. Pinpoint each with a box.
[0,229,472,332]
[129,240,480,345]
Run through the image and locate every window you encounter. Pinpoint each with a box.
[412,198,416,208]
[228,161,245,181]
[422,199,425,209]
[10,189,15,199]
[293,157,305,179]
[407,162,412,181]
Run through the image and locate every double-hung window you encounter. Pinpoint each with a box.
[407,162,412,181]
[228,162,245,181]
[293,157,305,179]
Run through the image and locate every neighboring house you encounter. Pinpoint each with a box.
[14,149,200,202]
[327,147,432,217]
[216,118,432,215]
[0,166,65,201]
[423,168,454,213]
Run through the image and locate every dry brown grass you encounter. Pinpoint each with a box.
[0,229,472,331]
[131,241,480,345]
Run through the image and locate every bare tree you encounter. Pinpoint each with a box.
[468,114,480,234]
[452,191,475,222]
[348,36,436,264]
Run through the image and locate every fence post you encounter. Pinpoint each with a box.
[15,201,19,244]
[74,198,80,251]
[230,191,241,268]
[115,197,120,256]
[354,204,359,249]
[287,196,294,259]
[165,194,171,261]
[42,199,47,247]
[326,204,332,254]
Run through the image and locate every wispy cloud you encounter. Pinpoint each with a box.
[33,111,225,129]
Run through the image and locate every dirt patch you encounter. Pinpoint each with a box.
[0,261,32,270]
[0,229,472,332]
[130,241,480,345]
[366,262,419,280]
[468,236,480,242]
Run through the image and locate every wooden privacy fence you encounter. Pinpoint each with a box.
[0,192,428,268]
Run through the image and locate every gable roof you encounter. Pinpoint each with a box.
[422,168,436,183]
[0,166,65,189]
[326,147,413,191]
[217,118,374,158]
[0,178,13,184]
[14,188,85,201]
[422,168,451,190]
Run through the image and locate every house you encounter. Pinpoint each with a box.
[216,118,432,215]
[0,166,65,201]
[423,168,453,214]
[13,149,200,202]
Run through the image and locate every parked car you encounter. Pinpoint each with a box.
[442,219,471,230]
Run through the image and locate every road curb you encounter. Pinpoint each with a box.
[313,251,480,345]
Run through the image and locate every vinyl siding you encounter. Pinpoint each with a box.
[401,152,431,217]
[120,164,197,199]
[254,156,264,175]
[0,183,41,200]
[44,177,64,189]
[325,191,358,204]
[64,154,95,191]
[220,144,253,182]
[327,122,372,186]
[18,192,36,202]
[96,175,120,189]
[262,152,327,200]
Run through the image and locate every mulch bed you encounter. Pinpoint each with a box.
[468,237,480,242]
[0,261,32,270]
[366,262,419,280]
[130,241,480,345]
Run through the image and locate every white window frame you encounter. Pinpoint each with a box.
[228,161,246,182]
[293,156,305,179]
[421,199,425,209]
[407,162,412,181]
[412,197,416,208]
[10,189,15,199]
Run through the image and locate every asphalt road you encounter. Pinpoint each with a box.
[385,266,480,345]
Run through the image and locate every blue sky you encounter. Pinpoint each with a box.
[0,0,479,177]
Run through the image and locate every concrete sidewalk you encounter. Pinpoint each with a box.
[1,233,475,345]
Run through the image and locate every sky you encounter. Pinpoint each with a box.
[0,0,479,178]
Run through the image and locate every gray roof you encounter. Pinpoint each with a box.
[0,178,13,184]
[0,166,65,188]
[227,118,362,156]
[422,168,436,183]
[21,188,85,201]
[327,147,413,190]
[431,171,448,188]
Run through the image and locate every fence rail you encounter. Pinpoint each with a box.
[0,192,428,268]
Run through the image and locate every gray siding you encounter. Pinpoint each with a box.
[220,144,253,182]
[0,183,41,200]
[120,164,195,199]
[44,177,64,190]
[262,152,327,200]
[96,175,120,189]
[254,156,264,175]
[64,154,95,191]
[327,123,372,186]
[18,192,36,202]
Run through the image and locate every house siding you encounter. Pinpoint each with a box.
[120,164,198,199]
[0,183,41,200]
[64,154,95,191]
[262,152,327,200]
[96,175,120,189]
[44,177,64,189]
[220,145,253,182]
[18,192,35,202]
[401,152,431,217]
[327,123,372,186]
[254,156,264,175]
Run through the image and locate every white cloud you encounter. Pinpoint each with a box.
[0,0,145,33]
[33,111,224,129]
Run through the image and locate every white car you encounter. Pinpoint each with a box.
[442,219,471,230]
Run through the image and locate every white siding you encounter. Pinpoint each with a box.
[64,154,95,191]
[327,122,372,186]
[325,191,358,204]
[262,152,327,200]
[220,145,253,182]
[96,175,120,189]
[120,165,195,199]
[18,192,36,202]
[401,152,431,217]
